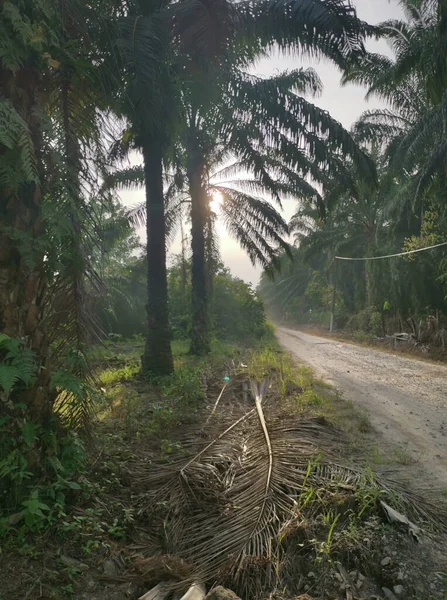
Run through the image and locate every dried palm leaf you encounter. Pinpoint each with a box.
[138,380,347,594]
[137,379,445,598]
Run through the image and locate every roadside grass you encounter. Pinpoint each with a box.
[2,336,445,599]
[86,340,447,600]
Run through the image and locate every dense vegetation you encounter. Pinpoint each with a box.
[1,1,447,585]
[260,0,447,340]
[0,0,372,533]
[100,249,270,343]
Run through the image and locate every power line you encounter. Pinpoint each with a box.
[274,240,447,297]
[335,240,447,262]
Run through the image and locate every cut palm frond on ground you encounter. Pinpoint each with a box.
[136,378,445,599]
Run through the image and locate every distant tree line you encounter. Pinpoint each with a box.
[259,0,447,337]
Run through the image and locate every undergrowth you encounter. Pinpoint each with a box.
[0,337,259,547]
[2,336,444,600]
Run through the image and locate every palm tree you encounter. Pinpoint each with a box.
[0,0,115,421]
[103,148,293,348]
[0,2,54,416]
[107,63,373,355]
[181,63,374,354]
[115,0,370,364]
[344,0,447,197]
[116,1,178,376]
[295,177,388,307]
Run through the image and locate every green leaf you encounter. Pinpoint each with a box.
[0,364,20,395]
[21,421,38,447]
[0,333,10,346]
[21,491,50,515]
[67,481,81,490]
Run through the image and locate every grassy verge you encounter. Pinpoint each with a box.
[0,336,445,600]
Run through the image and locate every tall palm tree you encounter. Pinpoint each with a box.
[293,174,388,307]
[0,1,54,416]
[103,145,293,348]
[181,64,374,354]
[0,0,115,421]
[106,66,373,354]
[116,0,178,376]
[116,0,370,365]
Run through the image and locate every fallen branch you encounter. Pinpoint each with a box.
[180,583,206,600]
[205,382,229,423]
[139,581,170,600]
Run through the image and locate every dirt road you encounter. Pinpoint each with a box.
[277,327,447,489]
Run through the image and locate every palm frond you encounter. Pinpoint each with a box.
[239,0,368,66]
[215,186,291,270]
[102,166,145,191]
[138,378,440,598]
[117,13,167,131]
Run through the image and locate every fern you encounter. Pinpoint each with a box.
[0,335,37,397]
[18,127,39,183]
[50,369,85,400]
[0,365,21,396]
[2,3,34,46]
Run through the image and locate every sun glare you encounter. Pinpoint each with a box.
[210,190,223,212]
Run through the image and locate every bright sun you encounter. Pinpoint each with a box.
[210,190,223,212]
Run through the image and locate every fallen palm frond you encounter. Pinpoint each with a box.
[136,378,445,598]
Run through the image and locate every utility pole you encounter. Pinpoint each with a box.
[330,260,337,332]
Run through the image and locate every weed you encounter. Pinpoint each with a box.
[354,469,385,517]
[368,443,416,466]
[247,346,306,394]
[158,366,205,404]
[391,445,416,465]
[107,518,126,539]
[299,388,325,407]
[99,363,140,386]
[160,439,183,459]
[108,333,123,343]
[320,512,341,560]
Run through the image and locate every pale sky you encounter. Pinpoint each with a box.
[119,0,404,285]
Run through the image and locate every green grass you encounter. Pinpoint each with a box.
[244,344,329,412]
[94,338,245,447]
[98,362,140,386]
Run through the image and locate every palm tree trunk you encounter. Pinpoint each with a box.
[0,187,51,412]
[141,140,174,376]
[0,75,51,422]
[188,153,210,356]
[180,217,187,294]
[365,234,376,307]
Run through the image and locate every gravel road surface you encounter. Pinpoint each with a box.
[277,327,447,489]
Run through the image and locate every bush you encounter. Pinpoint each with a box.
[168,259,269,342]
[211,271,267,340]
[99,254,271,344]
[0,336,90,536]
[346,307,382,336]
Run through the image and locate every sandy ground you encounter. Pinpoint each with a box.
[277,327,447,491]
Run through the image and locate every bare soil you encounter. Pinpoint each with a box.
[277,327,447,491]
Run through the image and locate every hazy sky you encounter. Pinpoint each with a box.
[119,0,404,285]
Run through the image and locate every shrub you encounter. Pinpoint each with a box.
[346,307,382,336]
[0,336,90,536]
